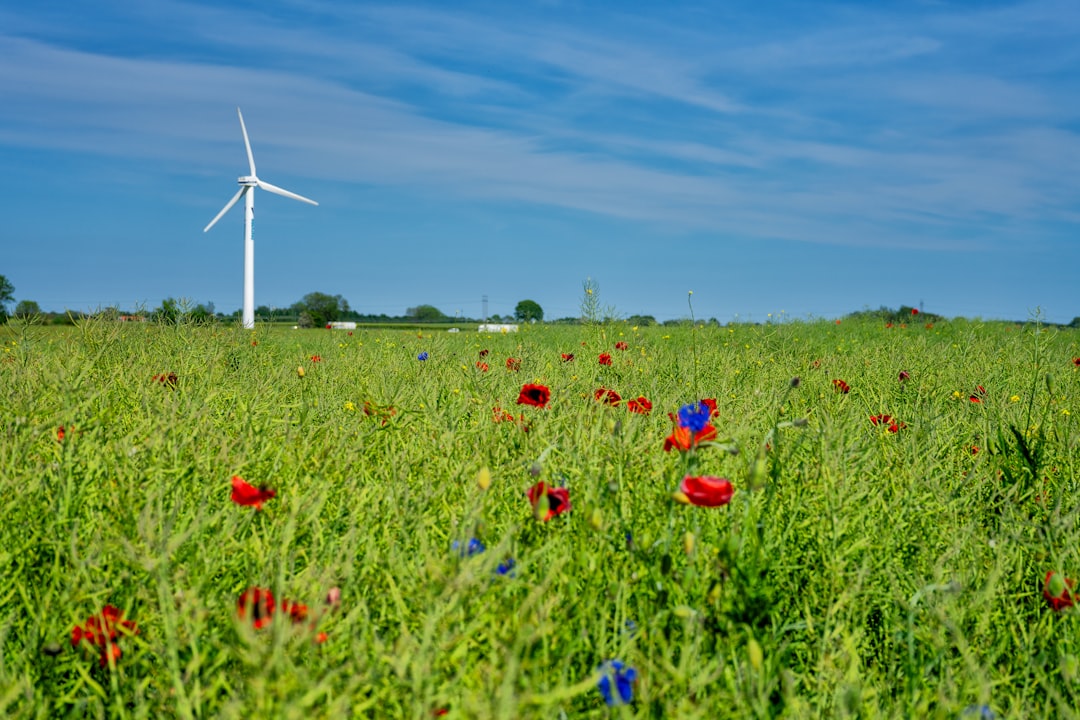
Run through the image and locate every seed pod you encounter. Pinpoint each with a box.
[683,531,696,556]
[747,637,763,672]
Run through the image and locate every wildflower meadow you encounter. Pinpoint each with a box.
[2,315,1079,718]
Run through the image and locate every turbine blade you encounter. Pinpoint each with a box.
[237,107,256,177]
[256,179,319,206]
[204,187,246,232]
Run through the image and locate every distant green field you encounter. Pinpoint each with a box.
[1,318,1078,718]
[258,320,494,331]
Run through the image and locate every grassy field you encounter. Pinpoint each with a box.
[1,317,1078,718]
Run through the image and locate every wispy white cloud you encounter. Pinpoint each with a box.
[0,0,1076,259]
[725,30,942,71]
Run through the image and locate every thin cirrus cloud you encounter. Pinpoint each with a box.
[0,0,1077,259]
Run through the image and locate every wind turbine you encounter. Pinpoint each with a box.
[204,108,318,329]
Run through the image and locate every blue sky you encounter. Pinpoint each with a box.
[1,0,1078,323]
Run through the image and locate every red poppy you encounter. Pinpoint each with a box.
[832,379,850,394]
[911,308,919,315]
[72,605,138,667]
[898,370,910,382]
[479,349,489,357]
[869,414,906,433]
[1073,357,1080,368]
[506,357,521,371]
[152,372,178,388]
[885,322,893,329]
[517,384,551,409]
[594,387,622,406]
[561,353,575,362]
[476,361,489,372]
[527,481,571,521]
[310,355,322,363]
[231,475,276,510]
[281,599,309,623]
[615,341,629,351]
[57,426,66,441]
[971,446,979,455]
[251,340,259,346]
[1044,571,1075,611]
[925,323,934,329]
[237,587,276,629]
[598,353,613,366]
[678,475,734,507]
[663,423,718,452]
[969,385,987,403]
[627,396,652,415]
[238,588,321,632]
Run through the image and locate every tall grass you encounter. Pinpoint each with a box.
[0,317,1077,718]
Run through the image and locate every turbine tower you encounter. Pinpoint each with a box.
[204,108,318,329]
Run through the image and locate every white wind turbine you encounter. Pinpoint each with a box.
[204,108,318,329]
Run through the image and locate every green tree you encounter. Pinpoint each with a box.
[13,300,41,319]
[294,292,350,328]
[406,305,446,322]
[154,298,181,325]
[0,275,13,322]
[189,303,216,324]
[256,304,290,322]
[514,299,544,323]
[626,314,657,327]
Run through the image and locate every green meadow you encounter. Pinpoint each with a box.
[1,316,1078,718]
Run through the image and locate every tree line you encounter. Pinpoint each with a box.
[6,276,1077,328]
[0,280,563,327]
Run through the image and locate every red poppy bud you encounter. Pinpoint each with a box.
[1045,571,1075,611]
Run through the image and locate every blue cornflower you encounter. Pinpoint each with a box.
[596,660,638,706]
[961,706,996,719]
[417,351,429,361]
[677,402,710,432]
[496,558,516,576]
[451,538,485,557]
